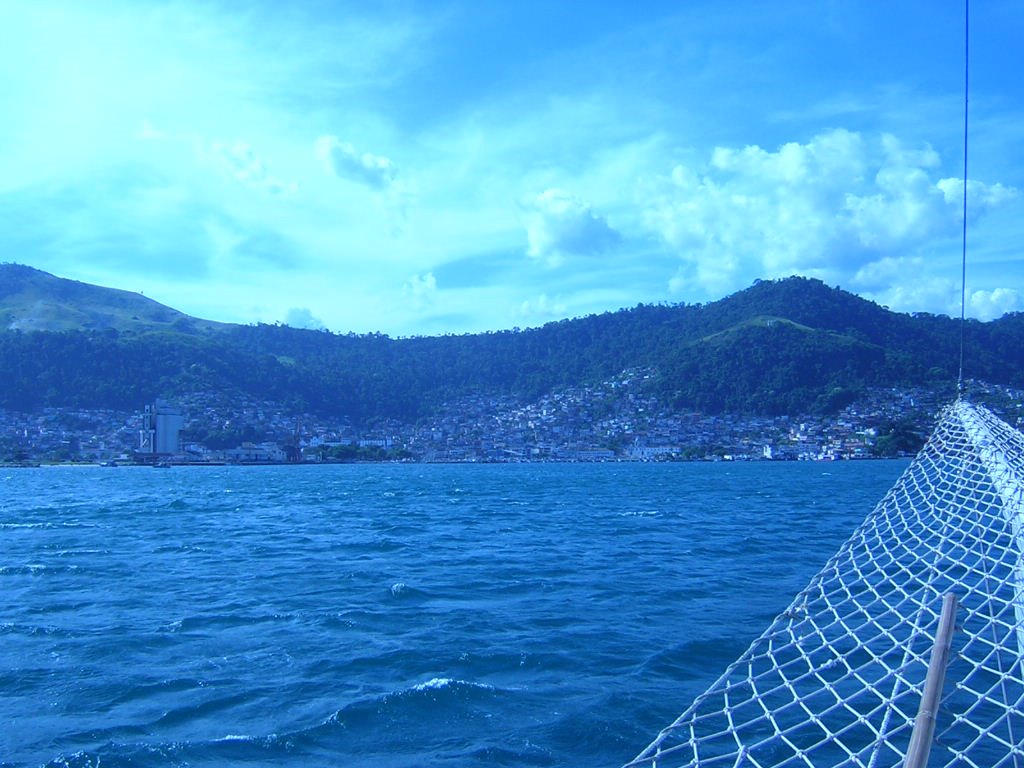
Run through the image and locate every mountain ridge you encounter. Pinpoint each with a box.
[0,263,225,333]
[2,263,1022,420]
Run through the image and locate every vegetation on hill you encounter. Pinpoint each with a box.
[2,265,1022,422]
[0,262,224,333]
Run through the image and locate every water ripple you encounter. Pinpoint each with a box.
[1,461,906,767]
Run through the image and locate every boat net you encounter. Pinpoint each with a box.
[626,399,1024,767]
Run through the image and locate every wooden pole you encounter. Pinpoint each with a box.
[904,592,959,768]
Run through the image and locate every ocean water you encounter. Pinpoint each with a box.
[1,460,907,767]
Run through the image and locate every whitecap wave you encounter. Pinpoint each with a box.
[0,563,80,575]
[411,677,495,692]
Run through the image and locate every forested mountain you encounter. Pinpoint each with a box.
[2,264,1023,421]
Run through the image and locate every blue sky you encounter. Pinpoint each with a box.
[2,0,1022,335]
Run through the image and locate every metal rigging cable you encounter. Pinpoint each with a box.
[958,0,970,395]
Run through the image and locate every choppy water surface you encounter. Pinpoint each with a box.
[1,460,905,767]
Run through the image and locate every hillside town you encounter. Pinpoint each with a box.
[2,373,1022,466]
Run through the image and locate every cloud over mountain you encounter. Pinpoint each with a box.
[970,288,1022,320]
[3,1,1021,334]
[647,129,1017,299]
[285,307,326,330]
[518,293,567,320]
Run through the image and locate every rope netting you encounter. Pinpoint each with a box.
[627,399,1024,767]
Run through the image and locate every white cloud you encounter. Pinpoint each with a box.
[936,178,1018,210]
[518,293,568,319]
[879,132,940,169]
[403,272,438,310]
[315,135,398,191]
[646,129,1017,297]
[850,258,1022,320]
[851,255,923,292]
[970,288,1022,320]
[865,278,960,317]
[138,125,298,197]
[4,2,1021,335]
[847,271,1023,321]
[284,307,326,330]
[522,188,621,266]
[211,140,298,196]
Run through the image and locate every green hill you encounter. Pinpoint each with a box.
[0,263,225,333]
[1,265,1022,420]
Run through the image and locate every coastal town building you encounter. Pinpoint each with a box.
[138,399,185,456]
[2,380,1022,465]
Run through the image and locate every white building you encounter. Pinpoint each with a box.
[221,442,286,463]
[139,400,185,455]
